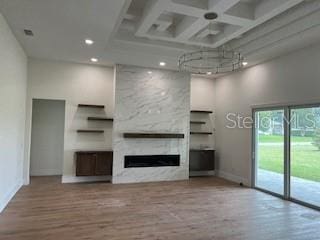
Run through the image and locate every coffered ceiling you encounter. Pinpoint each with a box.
[1,0,320,75]
[119,0,303,48]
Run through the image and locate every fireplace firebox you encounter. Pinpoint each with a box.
[124,155,180,168]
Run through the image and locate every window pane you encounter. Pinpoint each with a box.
[255,110,284,195]
[290,107,320,207]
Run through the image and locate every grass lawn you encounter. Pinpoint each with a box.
[257,135,320,182]
[258,134,312,143]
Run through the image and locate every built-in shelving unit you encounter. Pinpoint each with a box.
[190,109,215,175]
[190,132,212,135]
[190,110,213,136]
[190,110,213,114]
[190,121,206,124]
[76,104,114,133]
[123,133,184,139]
[78,104,105,109]
[77,129,104,133]
[87,117,113,121]
[75,104,113,180]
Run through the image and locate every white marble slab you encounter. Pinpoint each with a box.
[113,65,190,183]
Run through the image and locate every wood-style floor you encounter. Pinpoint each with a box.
[0,177,320,240]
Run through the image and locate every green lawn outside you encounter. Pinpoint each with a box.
[258,134,312,143]
[257,135,320,182]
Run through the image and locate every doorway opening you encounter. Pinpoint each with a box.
[30,99,65,179]
[253,105,320,210]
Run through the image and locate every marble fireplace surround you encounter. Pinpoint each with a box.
[112,64,190,184]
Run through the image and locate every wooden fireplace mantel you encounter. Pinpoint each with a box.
[123,133,184,139]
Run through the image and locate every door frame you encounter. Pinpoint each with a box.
[29,98,66,179]
[252,104,320,211]
[287,104,320,211]
[251,106,286,199]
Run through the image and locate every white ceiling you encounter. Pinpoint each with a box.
[1,0,320,75]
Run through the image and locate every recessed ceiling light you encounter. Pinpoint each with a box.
[242,62,248,66]
[24,29,34,36]
[204,12,218,20]
[85,39,94,45]
[91,58,98,62]
[159,62,166,66]
[148,71,152,74]
[206,72,212,75]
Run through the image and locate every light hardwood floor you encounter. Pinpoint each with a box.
[0,176,319,240]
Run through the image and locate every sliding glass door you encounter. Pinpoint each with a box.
[253,105,320,209]
[254,109,285,196]
[290,107,320,207]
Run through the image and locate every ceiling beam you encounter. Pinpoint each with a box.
[208,0,241,13]
[218,14,253,27]
[135,0,170,37]
[211,0,304,47]
[167,2,205,17]
[175,0,242,41]
[196,24,221,39]
[175,17,208,41]
[255,0,304,19]
[156,15,173,32]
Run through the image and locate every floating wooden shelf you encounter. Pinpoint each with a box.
[78,104,104,109]
[190,149,215,152]
[88,117,113,121]
[75,150,113,154]
[123,133,184,139]
[77,129,104,133]
[190,121,206,124]
[191,110,213,114]
[190,132,212,135]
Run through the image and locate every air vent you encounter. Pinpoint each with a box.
[24,29,34,36]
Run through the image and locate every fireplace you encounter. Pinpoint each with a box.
[124,155,180,168]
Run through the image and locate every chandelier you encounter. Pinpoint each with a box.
[178,12,245,75]
[178,49,244,74]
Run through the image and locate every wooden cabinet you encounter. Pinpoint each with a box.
[189,150,215,171]
[76,151,113,176]
[95,152,112,175]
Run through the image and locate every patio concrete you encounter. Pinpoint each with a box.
[257,169,320,207]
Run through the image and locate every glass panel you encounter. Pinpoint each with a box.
[255,109,284,195]
[290,107,320,207]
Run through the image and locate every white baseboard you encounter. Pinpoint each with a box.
[189,171,215,177]
[62,175,112,183]
[30,168,62,176]
[216,170,250,186]
[0,180,23,213]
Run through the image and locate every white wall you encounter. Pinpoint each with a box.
[0,13,27,212]
[113,65,190,183]
[190,76,215,150]
[215,43,320,185]
[26,59,114,183]
[30,99,65,176]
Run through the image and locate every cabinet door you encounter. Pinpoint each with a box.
[76,153,96,176]
[189,150,215,171]
[95,152,113,175]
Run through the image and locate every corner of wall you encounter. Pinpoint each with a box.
[0,179,23,213]
[0,12,28,211]
[216,170,251,187]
